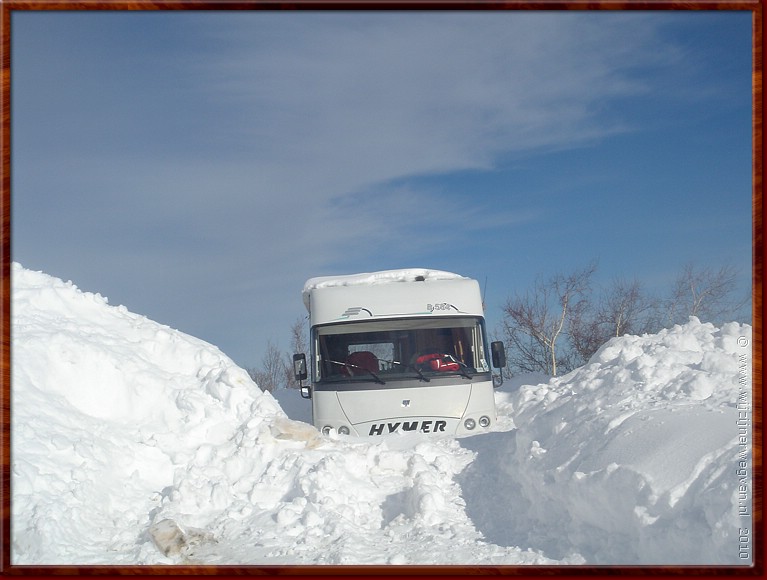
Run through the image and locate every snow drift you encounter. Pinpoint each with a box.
[10,263,753,566]
[462,318,753,564]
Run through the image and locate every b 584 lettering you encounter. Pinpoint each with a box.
[427,303,456,312]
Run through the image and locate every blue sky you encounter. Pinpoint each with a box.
[11,10,753,367]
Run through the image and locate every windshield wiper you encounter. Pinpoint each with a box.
[329,360,386,385]
[447,355,474,379]
[386,359,430,382]
[358,367,386,385]
[406,364,431,382]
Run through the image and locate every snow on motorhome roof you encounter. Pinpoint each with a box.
[302,268,468,310]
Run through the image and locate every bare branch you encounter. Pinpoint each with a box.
[667,263,744,325]
[500,262,596,376]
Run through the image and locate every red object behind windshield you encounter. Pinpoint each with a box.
[416,353,460,372]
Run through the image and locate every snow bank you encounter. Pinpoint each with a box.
[11,263,281,563]
[10,263,555,565]
[460,319,753,564]
[302,268,466,311]
[11,264,752,565]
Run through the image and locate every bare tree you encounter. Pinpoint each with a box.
[500,260,748,378]
[289,316,309,356]
[501,290,556,375]
[285,317,309,389]
[501,262,596,376]
[602,278,651,336]
[666,263,747,326]
[249,339,288,392]
[570,277,661,365]
[568,299,602,368]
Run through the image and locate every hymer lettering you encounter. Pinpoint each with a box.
[369,420,447,436]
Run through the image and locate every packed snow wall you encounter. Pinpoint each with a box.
[10,263,753,566]
[460,317,753,564]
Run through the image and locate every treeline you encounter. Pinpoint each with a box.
[498,261,749,377]
[248,261,749,390]
[247,318,308,392]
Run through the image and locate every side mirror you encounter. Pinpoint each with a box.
[491,341,506,369]
[300,385,312,400]
[293,353,308,382]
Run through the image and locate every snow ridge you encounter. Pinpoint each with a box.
[11,264,752,565]
[467,318,752,564]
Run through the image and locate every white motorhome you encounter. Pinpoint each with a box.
[293,269,506,437]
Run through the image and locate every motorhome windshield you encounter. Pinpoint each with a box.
[314,317,491,383]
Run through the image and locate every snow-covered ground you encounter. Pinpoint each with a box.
[10,263,753,565]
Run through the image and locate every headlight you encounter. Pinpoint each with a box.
[338,425,350,435]
[464,418,476,430]
[322,425,332,435]
[479,415,491,428]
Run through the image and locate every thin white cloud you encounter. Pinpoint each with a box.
[194,12,669,169]
[166,12,677,263]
